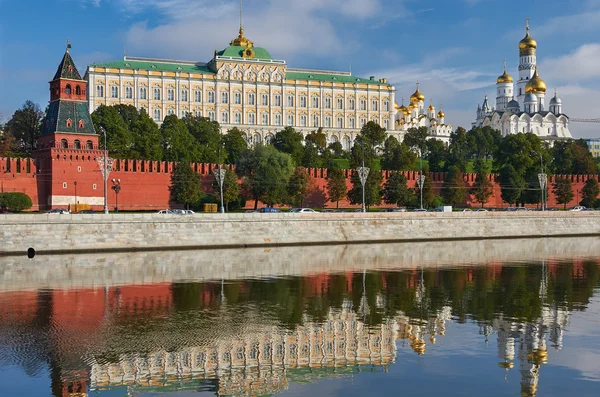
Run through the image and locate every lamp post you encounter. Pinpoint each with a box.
[111,179,121,212]
[212,166,226,214]
[73,181,77,206]
[535,151,547,211]
[100,127,109,214]
[413,147,425,210]
[355,139,370,213]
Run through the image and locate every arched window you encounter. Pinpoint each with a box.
[221,91,229,104]
[349,98,355,110]
[349,117,356,129]
[66,119,72,128]
[383,100,389,111]
[111,86,119,98]
[372,99,378,111]
[74,140,81,150]
[265,134,274,144]
[325,97,331,109]
[337,117,344,128]
[125,87,133,99]
[360,99,367,110]
[248,92,255,105]
[325,116,331,128]
[261,93,268,106]
[253,133,261,145]
[153,88,161,100]
[194,90,201,102]
[167,89,174,101]
[153,109,161,121]
[337,98,344,109]
[343,136,351,150]
[262,112,269,125]
[208,111,215,121]
[65,84,72,95]
[275,113,282,126]
[167,108,175,116]
[287,114,294,126]
[221,110,229,123]
[140,87,147,100]
[300,95,307,108]
[234,112,242,124]
[96,85,104,97]
[75,85,81,95]
[312,114,319,127]
[61,139,68,149]
[287,94,294,107]
[274,93,281,107]
[86,140,93,150]
[207,91,215,103]
[248,112,255,125]
[300,115,307,127]
[312,96,319,108]
[234,91,242,104]
[78,120,85,129]
[181,89,188,102]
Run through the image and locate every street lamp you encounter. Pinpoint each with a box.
[73,181,77,206]
[535,151,547,211]
[111,179,121,212]
[99,127,109,214]
[212,166,226,214]
[413,147,425,210]
[355,139,370,213]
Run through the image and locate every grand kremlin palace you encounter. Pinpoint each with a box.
[86,27,453,149]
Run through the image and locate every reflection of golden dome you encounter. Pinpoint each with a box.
[410,339,426,355]
[525,68,547,94]
[519,21,537,55]
[529,348,548,365]
[521,385,538,397]
[498,361,515,369]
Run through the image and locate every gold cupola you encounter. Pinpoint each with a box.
[427,100,435,111]
[437,105,445,119]
[230,27,254,48]
[526,67,547,94]
[497,60,514,84]
[519,19,537,55]
[410,82,425,103]
[398,98,408,115]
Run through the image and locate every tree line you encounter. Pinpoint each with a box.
[2,102,599,209]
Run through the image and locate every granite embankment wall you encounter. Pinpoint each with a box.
[1,212,599,256]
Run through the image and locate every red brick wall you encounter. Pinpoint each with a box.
[1,155,598,211]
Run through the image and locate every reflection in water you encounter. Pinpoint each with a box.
[0,240,599,396]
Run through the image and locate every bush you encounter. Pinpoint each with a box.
[0,192,33,212]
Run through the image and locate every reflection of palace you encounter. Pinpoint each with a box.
[0,259,598,397]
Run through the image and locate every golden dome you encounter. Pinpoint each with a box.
[394,102,400,110]
[230,27,254,48]
[437,105,445,118]
[427,101,435,111]
[497,60,513,84]
[519,20,537,54]
[525,68,547,94]
[410,82,425,103]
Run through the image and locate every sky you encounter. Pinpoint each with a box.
[1,0,600,138]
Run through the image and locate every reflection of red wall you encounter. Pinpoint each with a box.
[0,291,39,325]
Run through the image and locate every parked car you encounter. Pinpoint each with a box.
[245,209,258,213]
[462,209,473,213]
[384,207,407,212]
[46,209,70,214]
[156,209,174,214]
[569,206,586,212]
[515,207,529,211]
[258,207,281,213]
[78,210,96,214]
[289,208,317,213]
[413,208,428,212]
[475,209,489,212]
[172,209,196,215]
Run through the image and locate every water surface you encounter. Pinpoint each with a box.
[1,238,599,397]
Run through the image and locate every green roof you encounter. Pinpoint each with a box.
[90,59,215,74]
[286,70,388,85]
[53,49,83,81]
[42,100,96,135]
[217,45,274,60]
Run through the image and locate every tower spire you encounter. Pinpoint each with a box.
[240,0,243,31]
[504,59,507,73]
[526,17,530,34]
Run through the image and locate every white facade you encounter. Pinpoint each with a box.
[85,29,397,150]
[473,21,573,141]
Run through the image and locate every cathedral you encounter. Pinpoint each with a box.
[472,20,573,141]
[394,83,452,145]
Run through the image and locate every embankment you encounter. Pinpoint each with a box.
[1,212,599,256]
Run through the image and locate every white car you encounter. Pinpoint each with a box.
[475,209,489,212]
[172,209,195,215]
[156,209,175,215]
[46,209,70,214]
[569,206,586,212]
[289,208,318,213]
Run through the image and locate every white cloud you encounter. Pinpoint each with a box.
[540,43,600,82]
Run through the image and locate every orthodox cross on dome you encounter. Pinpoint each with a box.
[504,59,507,72]
[66,38,71,51]
[526,17,530,32]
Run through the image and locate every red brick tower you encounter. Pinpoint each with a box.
[35,44,104,210]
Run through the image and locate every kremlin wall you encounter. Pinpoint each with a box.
[0,155,597,211]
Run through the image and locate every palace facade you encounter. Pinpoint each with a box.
[472,20,573,141]
[86,26,398,150]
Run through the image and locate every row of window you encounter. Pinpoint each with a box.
[150,108,389,129]
[60,139,94,150]
[96,86,390,111]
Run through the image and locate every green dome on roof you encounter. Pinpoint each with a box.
[217,45,273,61]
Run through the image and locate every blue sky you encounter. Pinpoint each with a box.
[1,0,600,137]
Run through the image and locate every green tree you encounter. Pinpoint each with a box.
[273,127,304,165]
[580,177,599,208]
[347,169,382,208]
[381,136,416,171]
[184,115,222,163]
[0,192,33,212]
[0,132,17,157]
[169,162,202,209]
[498,164,525,206]
[5,100,44,155]
[426,139,447,172]
[446,127,470,171]
[470,171,494,208]
[223,128,249,164]
[302,142,321,168]
[441,165,467,206]
[160,115,200,162]
[553,177,574,210]
[130,109,163,160]
[328,141,345,158]
[359,121,387,148]
[305,128,327,151]
[572,139,597,174]
[326,166,348,209]
[403,126,428,155]
[91,105,134,158]
[288,167,314,207]
[383,172,411,207]
[237,145,295,208]
[468,126,501,165]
